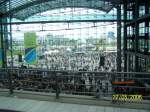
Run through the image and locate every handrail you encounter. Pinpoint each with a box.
[0,68,150,102]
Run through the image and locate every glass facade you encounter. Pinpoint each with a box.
[125,1,150,72]
[5,8,117,70]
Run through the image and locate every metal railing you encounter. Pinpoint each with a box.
[0,68,150,101]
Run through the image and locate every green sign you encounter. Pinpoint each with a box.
[24,32,37,65]
[24,32,36,48]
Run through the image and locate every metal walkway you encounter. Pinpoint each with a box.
[0,96,149,112]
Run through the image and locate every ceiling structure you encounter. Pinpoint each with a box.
[0,0,122,20]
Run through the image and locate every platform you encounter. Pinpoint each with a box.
[0,96,149,112]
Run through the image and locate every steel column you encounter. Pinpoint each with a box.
[123,0,127,72]
[8,0,13,94]
[135,0,139,72]
[8,0,13,68]
[3,18,8,68]
[145,1,149,54]
[0,16,3,67]
[117,5,122,72]
[0,18,7,68]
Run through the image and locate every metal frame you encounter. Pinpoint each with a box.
[1,20,130,25]
[0,68,149,100]
[0,17,7,68]
[0,0,149,87]
[124,0,150,72]
[123,0,127,72]
[0,0,114,20]
[117,4,121,72]
[134,0,139,72]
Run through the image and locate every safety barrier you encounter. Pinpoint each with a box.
[0,68,150,102]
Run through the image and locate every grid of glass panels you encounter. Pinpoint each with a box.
[7,8,117,71]
[125,1,150,72]
[0,0,113,20]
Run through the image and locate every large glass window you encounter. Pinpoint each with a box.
[9,8,117,71]
[127,11,133,20]
[139,6,145,17]
[139,22,145,36]
[127,26,134,37]
[138,39,145,52]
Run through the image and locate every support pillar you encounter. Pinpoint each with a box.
[123,0,127,72]
[0,17,7,68]
[117,5,122,72]
[135,0,139,72]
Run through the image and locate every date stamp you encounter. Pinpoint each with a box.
[112,94,143,101]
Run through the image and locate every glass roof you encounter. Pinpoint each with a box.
[11,8,117,22]
[0,0,121,20]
